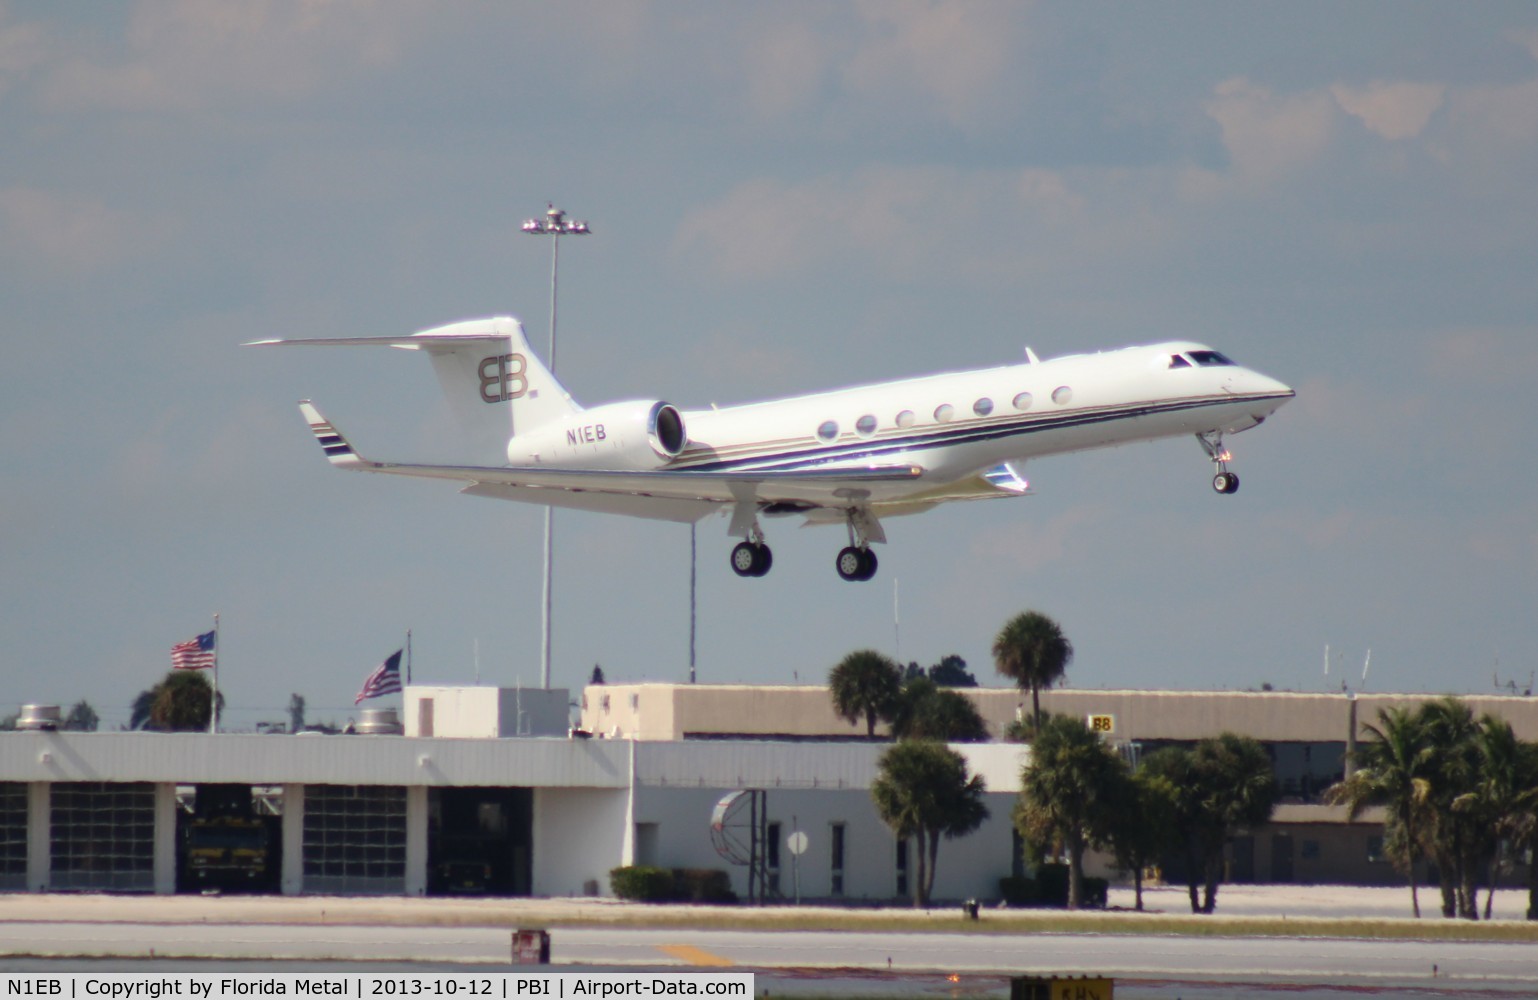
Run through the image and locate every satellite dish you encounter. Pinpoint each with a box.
[708,789,776,904]
[710,790,755,866]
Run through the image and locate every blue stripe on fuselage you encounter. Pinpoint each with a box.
[672,392,1286,474]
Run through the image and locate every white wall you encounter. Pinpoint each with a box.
[632,784,1018,903]
[404,687,571,738]
[532,787,629,897]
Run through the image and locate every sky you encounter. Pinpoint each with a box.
[3,2,1537,731]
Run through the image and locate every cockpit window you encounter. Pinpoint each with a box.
[1189,350,1235,367]
[1169,355,1192,369]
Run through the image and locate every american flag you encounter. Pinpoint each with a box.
[355,649,404,704]
[171,629,217,670]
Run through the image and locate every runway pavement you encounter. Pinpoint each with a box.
[2,887,1536,998]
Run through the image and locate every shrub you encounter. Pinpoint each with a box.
[998,875,1037,906]
[1000,866,1106,909]
[1035,862,1070,907]
[671,868,737,903]
[609,865,674,902]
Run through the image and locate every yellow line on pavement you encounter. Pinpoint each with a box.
[656,943,736,967]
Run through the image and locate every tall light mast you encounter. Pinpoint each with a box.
[521,204,591,689]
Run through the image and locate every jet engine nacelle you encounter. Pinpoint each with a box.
[508,400,688,470]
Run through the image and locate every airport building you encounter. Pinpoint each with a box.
[4,684,1535,898]
[0,688,1024,901]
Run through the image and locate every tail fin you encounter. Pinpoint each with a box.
[248,316,582,461]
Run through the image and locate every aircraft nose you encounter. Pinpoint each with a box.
[1239,368,1294,403]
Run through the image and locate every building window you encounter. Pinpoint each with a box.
[0,783,26,888]
[303,785,407,892]
[1366,836,1385,863]
[895,837,909,898]
[766,821,782,895]
[830,822,846,897]
[1301,839,1321,861]
[50,782,155,892]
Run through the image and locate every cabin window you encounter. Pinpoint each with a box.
[973,398,994,417]
[1012,392,1033,411]
[817,420,839,442]
[1169,355,1192,369]
[895,409,916,428]
[1190,350,1235,367]
[1052,386,1072,405]
[856,415,878,437]
[934,404,954,422]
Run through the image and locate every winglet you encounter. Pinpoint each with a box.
[298,401,365,469]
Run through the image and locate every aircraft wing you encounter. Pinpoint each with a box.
[299,402,924,524]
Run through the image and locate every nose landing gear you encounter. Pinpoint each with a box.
[1198,431,1240,494]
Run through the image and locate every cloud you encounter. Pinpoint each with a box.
[741,19,833,120]
[0,3,47,103]
[673,164,1083,282]
[0,186,156,275]
[1201,77,1338,189]
[672,171,936,280]
[1426,327,1538,386]
[1330,81,1445,140]
[1444,76,1538,149]
[1511,27,1538,62]
[843,0,1027,132]
[41,0,417,113]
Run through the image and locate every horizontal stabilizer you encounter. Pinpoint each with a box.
[247,334,509,350]
[299,401,364,468]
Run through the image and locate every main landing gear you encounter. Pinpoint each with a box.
[1198,431,1240,494]
[729,527,773,578]
[834,507,879,581]
[835,545,878,582]
[727,508,882,581]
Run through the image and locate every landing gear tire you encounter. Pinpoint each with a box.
[836,546,877,582]
[1213,472,1240,495]
[731,541,773,577]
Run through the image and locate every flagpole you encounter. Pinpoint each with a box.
[406,630,413,686]
[210,612,220,735]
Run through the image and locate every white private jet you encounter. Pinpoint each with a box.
[251,316,1292,581]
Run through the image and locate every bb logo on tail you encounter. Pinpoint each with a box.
[478,353,528,403]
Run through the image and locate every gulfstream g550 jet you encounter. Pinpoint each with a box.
[250,316,1292,581]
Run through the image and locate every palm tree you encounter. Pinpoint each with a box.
[1512,740,1538,921]
[1190,732,1278,913]
[1468,714,1525,920]
[130,671,222,732]
[992,611,1073,732]
[1145,734,1277,913]
[829,649,903,737]
[870,740,989,907]
[1326,705,1433,918]
[889,677,989,742]
[1418,697,1486,919]
[1106,763,1180,911]
[1016,714,1128,909]
[62,700,99,731]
